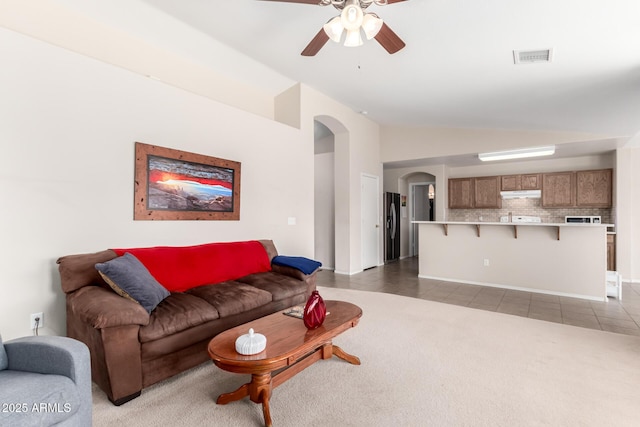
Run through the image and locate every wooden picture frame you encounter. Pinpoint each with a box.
[134,142,240,220]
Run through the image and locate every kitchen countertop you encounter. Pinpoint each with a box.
[412,220,614,227]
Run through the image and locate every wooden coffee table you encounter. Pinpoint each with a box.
[208,300,362,427]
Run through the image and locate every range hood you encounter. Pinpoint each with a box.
[500,190,541,199]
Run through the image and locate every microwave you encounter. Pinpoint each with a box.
[565,216,601,224]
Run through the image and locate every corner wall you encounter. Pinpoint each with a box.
[0,28,314,340]
[616,145,639,282]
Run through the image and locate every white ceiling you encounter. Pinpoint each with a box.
[140,0,640,140]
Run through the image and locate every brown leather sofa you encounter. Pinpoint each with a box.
[57,240,318,405]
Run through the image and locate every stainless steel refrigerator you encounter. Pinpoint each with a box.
[384,192,400,262]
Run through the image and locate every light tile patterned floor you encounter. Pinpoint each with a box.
[317,257,640,337]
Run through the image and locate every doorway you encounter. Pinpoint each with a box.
[314,121,335,270]
[409,182,435,257]
[361,174,379,270]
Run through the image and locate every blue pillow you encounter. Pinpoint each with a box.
[95,252,170,313]
[272,255,322,275]
[0,334,7,370]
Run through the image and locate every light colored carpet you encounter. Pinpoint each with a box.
[92,287,640,426]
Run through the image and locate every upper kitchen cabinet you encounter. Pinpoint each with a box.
[521,173,542,190]
[474,176,502,208]
[576,169,612,208]
[542,172,575,207]
[448,178,474,209]
[501,174,541,191]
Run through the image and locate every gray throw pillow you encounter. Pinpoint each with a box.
[95,252,170,313]
[0,334,8,370]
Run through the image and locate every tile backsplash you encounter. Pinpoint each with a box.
[447,198,613,224]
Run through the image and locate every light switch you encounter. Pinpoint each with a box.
[287,217,296,225]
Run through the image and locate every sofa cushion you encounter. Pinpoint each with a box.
[139,293,221,343]
[112,241,272,292]
[0,335,7,371]
[95,253,170,313]
[186,282,272,318]
[236,272,307,301]
[0,370,79,425]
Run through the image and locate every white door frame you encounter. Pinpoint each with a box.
[361,173,380,270]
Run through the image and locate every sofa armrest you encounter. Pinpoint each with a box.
[67,286,150,329]
[5,336,89,383]
[271,264,318,298]
[271,263,313,281]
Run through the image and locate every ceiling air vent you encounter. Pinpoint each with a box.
[513,49,553,64]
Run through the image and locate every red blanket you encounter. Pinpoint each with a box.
[112,240,271,292]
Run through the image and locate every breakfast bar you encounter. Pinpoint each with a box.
[414,221,612,301]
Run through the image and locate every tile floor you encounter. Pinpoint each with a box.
[317,257,640,337]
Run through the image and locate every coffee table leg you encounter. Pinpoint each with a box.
[217,383,250,405]
[250,373,273,427]
[260,388,273,427]
[332,345,361,365]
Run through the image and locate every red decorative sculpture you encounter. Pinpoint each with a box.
[303,290,326,329]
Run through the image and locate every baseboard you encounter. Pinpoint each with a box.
[418,274,607,302]
[334,269,363,276]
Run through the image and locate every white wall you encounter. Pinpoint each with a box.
[0,29,314,340]
[380,125,610,164]
[418,223,608,300]
[314,148,335,269]
[448,153,614,178]
[616,145,639,282]
[298,87,383,275]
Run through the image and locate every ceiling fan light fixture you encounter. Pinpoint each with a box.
[344,28,363,47]
[341,0,364,31]
[362,13,383,39]
[323,16,344,43]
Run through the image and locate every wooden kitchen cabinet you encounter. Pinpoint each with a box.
[576,169,612,207]
[607,234,616,271]
[542,172,575,207]
[521,173,541,190]
[448,178,474,209]
[501,175,520,191]
[501,174,541,190]
[474,176,501,208]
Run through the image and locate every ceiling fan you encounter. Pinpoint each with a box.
[262,0,407,56]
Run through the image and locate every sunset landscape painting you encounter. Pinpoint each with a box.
[147,155,234,212]
[134,142,241,221]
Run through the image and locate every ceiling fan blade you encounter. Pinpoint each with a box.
[385,0,409,3]
[258,0,322,4]
[301,28,330,56]
[374,22,406,54]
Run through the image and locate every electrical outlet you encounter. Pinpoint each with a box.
[483,259,490,267]
[30,312,44,330]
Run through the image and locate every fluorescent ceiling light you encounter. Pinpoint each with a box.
[478,145,556,162]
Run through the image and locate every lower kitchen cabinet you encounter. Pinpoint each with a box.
[607,234,616,271]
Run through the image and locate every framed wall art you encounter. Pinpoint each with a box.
[134,142,241,220]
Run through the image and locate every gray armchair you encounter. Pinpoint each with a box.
[0,334,92,427]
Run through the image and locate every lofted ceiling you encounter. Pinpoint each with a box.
[30,0,631,167]
[140,0,640,140]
